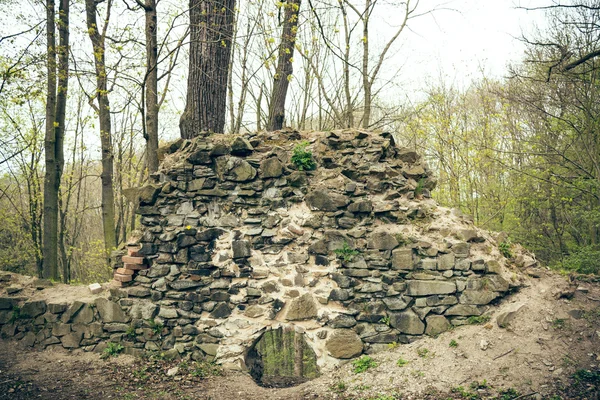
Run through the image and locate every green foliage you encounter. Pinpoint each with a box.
[467,315,491,325]
[449,339,458,348]
[190,361,222,378]
[572,369,600,384]
[125,326,136,340]
[559,246,600,275]
[496,388,520,400]
[414,178,426,197]
[147,319,163,335]
[334,242,359,262]
[330,381,347,393]
[499,241,512,259]
[470,380,489,390]
[379,315,391,325]
[352,356,377,373]
[551,318,569,330]
[101,342,124,359]
[291,141,316,171]
[396,358,409,367]
[416,348,431,358]
[8,306,21,324]
[451,386,480,399]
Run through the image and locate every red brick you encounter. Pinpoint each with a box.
[128,248,143,257]
[122,256,146,265]
[123,263,148,271]
[111,280,126,288]
[114,273,133,282]
[116,267,134,275]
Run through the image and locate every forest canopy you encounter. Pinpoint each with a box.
[0,0,599,282]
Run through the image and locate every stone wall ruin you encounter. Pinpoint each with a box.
[0,130,523,385]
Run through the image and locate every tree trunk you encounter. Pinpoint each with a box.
[361,0,371,129]
[42,0,68,280]
[180,0,236,138]
[42,0,57,279]
[143,0,159,174]
[267,0,302,131]
[55,0,69,281]
[85,0,117,255]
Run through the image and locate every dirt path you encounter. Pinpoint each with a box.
[1,271,599,400]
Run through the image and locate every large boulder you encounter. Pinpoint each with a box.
[95,298,129,323]
[305,189,349,211]
[20,301,47,318]
[389,309,425,335]
[325,329,363,359]
[406,280,456,296]
[285,293,318,321]
[425,315,451,336]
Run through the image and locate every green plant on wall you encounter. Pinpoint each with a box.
[499,240,512,258]
[291,141,316,171]
[334,242,359,262]
[101,342,124,359]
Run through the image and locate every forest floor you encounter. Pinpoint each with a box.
[0,270,599,400]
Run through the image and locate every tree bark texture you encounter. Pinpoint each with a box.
[85,0,117,254]
[180,0,236,138]
[42,0,68,280]
[361,0,371,129]
[142,0,159,174]
[267,0,301,131]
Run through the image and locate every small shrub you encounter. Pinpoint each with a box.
[334,242,359,262]
[387,341,399,350]
[132,366,149,381]
[414,178,426,197]
[499,240,512,259]
[148,319,164,335]
[470,379,489,390]
[125,326,136,340]
[573,369,600,384]
[8,306,20,324]
[352,356,377,373]
[560,246,600,275]
[330,381,347,393]
[497,388,520,400]
[101,342,124,359]
[416,348,430,358]
[451,386,479,399]
[190,361,222,378]
[291,141,316,171]
[467,315,491,325]
[379,316,391,325]
[396,358,409,367]
[449,339,458,348]
[552,318,568,330]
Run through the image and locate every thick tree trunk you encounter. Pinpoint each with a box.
[361,0,371,129]
[143,0,159,174]
[42,0,56,279]
[42,0,65,280]
[85,0,117,255]
[267,0,301,131]
[54,0,69,281]
[180,0,236,138]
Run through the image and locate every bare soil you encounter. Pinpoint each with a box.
[1,270,599,400]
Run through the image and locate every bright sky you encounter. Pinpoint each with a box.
[385,0,546,97]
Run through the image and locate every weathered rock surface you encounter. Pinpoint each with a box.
[325,329,363,359]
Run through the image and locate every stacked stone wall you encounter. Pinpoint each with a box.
[0,130,519,370]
